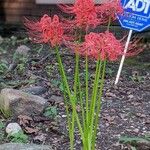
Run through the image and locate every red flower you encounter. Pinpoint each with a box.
[66,31,123,61]
[125,38,144,57]
[58,0,123,30]
[65,31,144,61]
[82,31,124,61]
[58,0,100,30]
[24,15,69,47]
[96,0,123,23]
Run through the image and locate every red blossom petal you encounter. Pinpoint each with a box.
[65,31,124,61]
[125,38,144,57]
[24,14,70,47]
[96,0,123,23]
[58,0,123,30]
[58,0,101,30]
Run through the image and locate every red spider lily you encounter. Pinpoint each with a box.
[65,31,124,61]
[58,0,100,30]
[24,14,71,47]
[58,0,123,30]
[83,31,124,61]
[65,31,144,61]
[96,0,123,23]
[125,38,144,57]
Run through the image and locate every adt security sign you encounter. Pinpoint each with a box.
[115,0,150,85]
[118,0,150,31]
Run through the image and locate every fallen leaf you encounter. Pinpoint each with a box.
[18,115,32,126]
[24,126,39,134]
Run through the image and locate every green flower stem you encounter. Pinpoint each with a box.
[73,53,79,98]
[84,55,89,149]
[74,52,86,146]
[107,17,111,31]
[76,55,86,130]
[70,53,80,150]
[91,60,106,150]
[54,46,74,149]
[88,60,102,149]
[54,46,85,148]
[88,60,100,123]
[63,91,73,150]
[85,55,89,127]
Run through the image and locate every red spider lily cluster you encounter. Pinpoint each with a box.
[95,0,123,23]
[124,38,144,57]
[24,0,143,61]
[74,31,124,61]
[58,0,123,30]
[24,14,71,47]
[58,0,100,30]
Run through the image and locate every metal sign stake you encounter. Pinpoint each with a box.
[115,29,133,85]
[116,0,150,84]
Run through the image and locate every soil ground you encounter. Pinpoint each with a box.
[0,31,150,150]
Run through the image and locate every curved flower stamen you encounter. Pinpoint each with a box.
[96,0,123,23]
[24,14,70,47]
[58,0,123,30]
[65,31,143,61]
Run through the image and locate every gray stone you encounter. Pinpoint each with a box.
[21,86,47,95]
[6,123,22,136]
[15,45,30,56]
[0,143,52,150]
[50,95,63,104]
[0,88,47,117]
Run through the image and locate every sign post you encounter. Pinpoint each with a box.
[115,0,150,85]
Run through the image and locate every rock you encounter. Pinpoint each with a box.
[6,123,22,136]
[7,45,30,72]
[15,45,30,56]
[49,95,63,104]
[21,86,47,95]
[33,133,47,144]
[0,143,52,150]
[133,128,139,133]
[0,88,47,117]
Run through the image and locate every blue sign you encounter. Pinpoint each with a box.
[118,0,150,31]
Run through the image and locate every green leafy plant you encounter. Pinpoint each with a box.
[7,131,28,143]
[16,63,26,75]
[51,79,60,87]
[51,79,66,92]
[13,52,28,75]
[106,67,114,77]
[0,121,5,141]
[119,135,150,150]
[0,132,4,141]
[0,121,5,129]
[43,106,57,119]
[10,36,17,46]
[130,75,144,82]
[0,60,8,75]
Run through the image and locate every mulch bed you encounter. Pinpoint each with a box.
[0,34,150,150]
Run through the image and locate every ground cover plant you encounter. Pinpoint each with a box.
[0,0,149,150]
